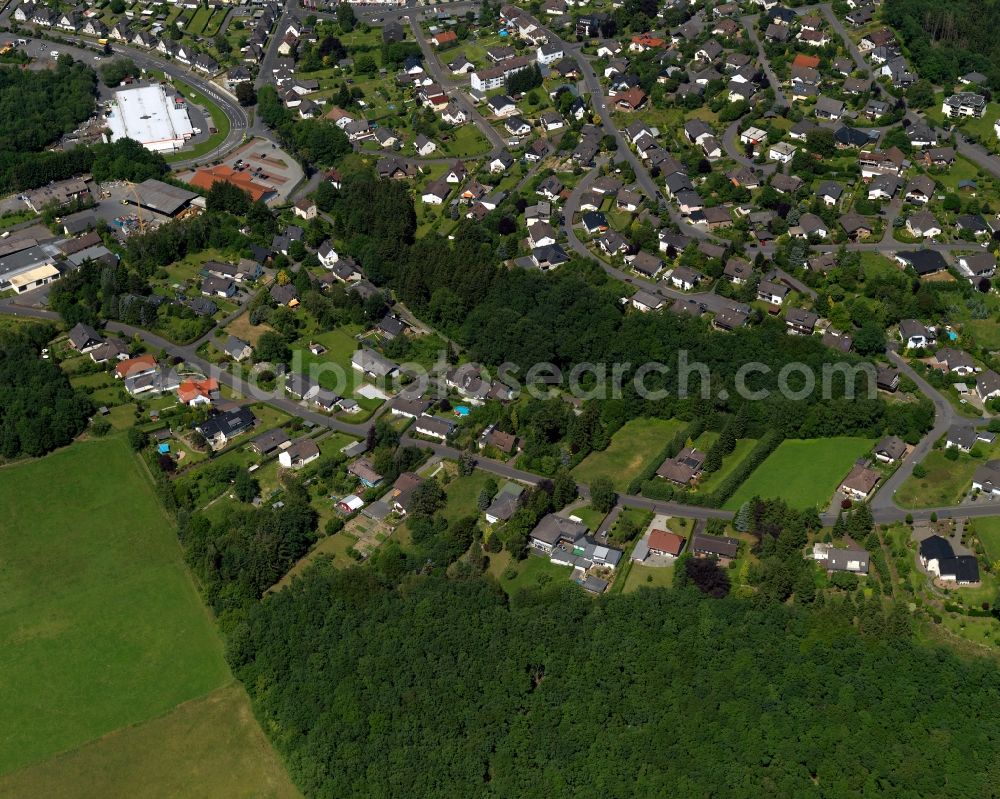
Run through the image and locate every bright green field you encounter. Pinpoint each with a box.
[724,437,875,510]
[573,417,685,491]
[0,436,230,775]
[895,448,989,509]
[974,517,1000,561]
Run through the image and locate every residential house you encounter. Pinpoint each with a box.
[278,438,321,470]
[874,435,907,464]
[812,543,870,573]
[757,279,789,305]
[351,348,399,380]
[223,336,252,361]
[196,407,256,449]
[656,447,706,485]
[840,465,881,501]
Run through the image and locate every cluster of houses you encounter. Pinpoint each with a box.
[14,0,285,77]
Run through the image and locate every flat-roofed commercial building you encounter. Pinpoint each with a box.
[106,84,194,152]
[127,178,199,217]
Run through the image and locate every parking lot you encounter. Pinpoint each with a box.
[174,137,302,204]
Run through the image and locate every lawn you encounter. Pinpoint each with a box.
[973,516,1000,561]
[696,438,758,495]
[292,325,382,410]
[0,436,229,775]
[895,449,987,509]
[440,468,496,525]
[623,562,675,593]
[570,504,609,531]
[224,311,274,346]
[499,554,572,596]
[0,684,299,799]
[723,437,876,510]
[935,156,981,192]
[573,417,685,491]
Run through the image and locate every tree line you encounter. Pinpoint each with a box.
[228,562,999,799]
[0,324,93,459]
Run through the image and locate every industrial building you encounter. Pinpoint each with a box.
[126,178,200,218]
[106,84,194,153]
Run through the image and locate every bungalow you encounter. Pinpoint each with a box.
[813,543,870,573]
[504,116,531,137]
[840,465,881,501]
[933,347,977,376]
[631,290,665,312]
[196,407,256,449]
[349,458,384,488]
[946,427,977,453]
[201,275,236,298]
[529,514,588,552]
[874,435,907,464]
[657,447,706,485]
[421,179,451,205]
[958,252,997,279]
[278,438,321,469]
[690,531,740,564]
[414,414,454,441]
[905,211,942,239]
[895,249,947,277]
[223,336,252,362]
[351,348,399,380]
[647,529,685,558]
[976,369,1000,403]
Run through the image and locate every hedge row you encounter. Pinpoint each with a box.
[639,429,784,508]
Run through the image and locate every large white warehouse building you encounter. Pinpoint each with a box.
[106,84,194,153]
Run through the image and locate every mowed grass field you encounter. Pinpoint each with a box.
[723,437,875,510]
[573,418,685,491]
[974,517,1000,561]
[0,684,300,799]
[0,436,295,792]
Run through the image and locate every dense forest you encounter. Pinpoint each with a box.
[0,324,92,458]
[0,57,168,193]
[884,0,999,87]
[0,56,96,152]
[232,567,1000,798]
